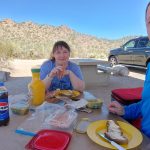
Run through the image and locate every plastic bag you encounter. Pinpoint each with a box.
[44,109,77,129]
[17,102,77,133]
[97,64,129,76]
[64,98,88,109]
[112,65,129,76]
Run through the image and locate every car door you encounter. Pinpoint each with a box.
[117,39,137,64]
[132,37,150,66]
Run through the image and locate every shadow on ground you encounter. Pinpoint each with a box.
[128,67,146,75]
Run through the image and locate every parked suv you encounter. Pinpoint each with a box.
[108,36,150,67]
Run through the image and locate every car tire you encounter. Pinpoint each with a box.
[109,56,118,67]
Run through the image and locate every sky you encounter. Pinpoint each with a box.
[0,0,149,40]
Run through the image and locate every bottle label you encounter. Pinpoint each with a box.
[0,98,9,120]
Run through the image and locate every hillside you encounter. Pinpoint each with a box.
[0,19,137,59]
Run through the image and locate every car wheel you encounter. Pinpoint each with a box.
[109,56,118,67]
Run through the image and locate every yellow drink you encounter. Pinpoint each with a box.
[29,68,45,106]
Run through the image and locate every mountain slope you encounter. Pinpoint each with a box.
[0,19,137,59]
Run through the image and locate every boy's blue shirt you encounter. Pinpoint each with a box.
[40,60,83,91]
[123,63,150,137]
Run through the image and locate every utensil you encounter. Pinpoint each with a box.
[87,120,143,149]
[15,129,36,137]
[97,131,126,150]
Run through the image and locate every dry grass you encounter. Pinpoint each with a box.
[0,19,136,59]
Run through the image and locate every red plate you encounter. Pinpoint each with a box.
[25,130,72,150]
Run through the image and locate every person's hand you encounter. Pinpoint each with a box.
[108,101,125,116]
[48,66,70,79]
[48,66,64,79]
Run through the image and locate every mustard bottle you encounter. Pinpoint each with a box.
[28,68,45,106]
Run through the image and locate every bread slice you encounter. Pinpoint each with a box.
[105,120,128,145]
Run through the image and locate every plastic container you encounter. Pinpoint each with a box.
[86,99,103,109]
[25,130,72,150]
[11,101,29,115]
[74,118,91,133]
[28,68,45,106]
[0,82,9,126]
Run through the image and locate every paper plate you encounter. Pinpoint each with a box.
[87,120,143,149]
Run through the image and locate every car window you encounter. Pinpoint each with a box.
[137,38,149,48]
[124,40,136,49]
[146,41,150,47]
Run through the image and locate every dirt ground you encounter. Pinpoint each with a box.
[5,59,146,105]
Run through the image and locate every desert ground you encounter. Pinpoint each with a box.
[4,59,146,105]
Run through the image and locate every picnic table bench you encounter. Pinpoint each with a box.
[71,58,110,88]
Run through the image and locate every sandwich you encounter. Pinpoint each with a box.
[105,120,128,145]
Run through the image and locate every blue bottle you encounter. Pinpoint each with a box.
[0,82,9,126]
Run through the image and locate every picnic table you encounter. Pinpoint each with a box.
[71,58,110,88]
[0,92,150,150]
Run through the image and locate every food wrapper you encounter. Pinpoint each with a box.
[65,98,88,109]
[44,110,77,128]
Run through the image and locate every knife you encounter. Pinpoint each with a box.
[97,131,126,150]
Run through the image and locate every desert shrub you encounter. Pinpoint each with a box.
[0,19,136,60]
[0,41,15,70]
[0,41,14,60]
